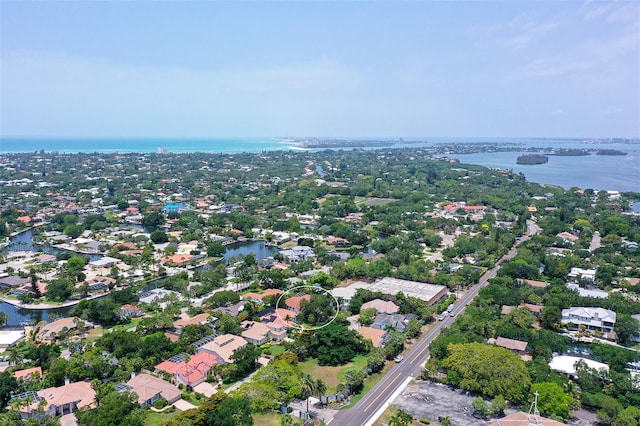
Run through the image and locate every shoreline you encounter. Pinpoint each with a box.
[0,293,106,310]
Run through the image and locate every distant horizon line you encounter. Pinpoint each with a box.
[2,135,638,140]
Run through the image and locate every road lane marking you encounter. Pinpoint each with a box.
[363,372,403,413]
[410,343,429,364]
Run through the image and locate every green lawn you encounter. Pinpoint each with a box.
[144,409,180,426]
[267,345,286,356]
[354,197,397,206]
[299,355,368,394]
[253,412,304,426]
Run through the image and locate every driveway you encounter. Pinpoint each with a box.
[193,381,217,397]
[173,399,198,411]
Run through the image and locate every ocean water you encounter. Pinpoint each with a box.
[0,136,638,192]
[0,137,295,154]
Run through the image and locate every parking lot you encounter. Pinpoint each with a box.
[392,380,488,425]
[391,380,597,426]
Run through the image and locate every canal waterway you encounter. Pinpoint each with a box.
[222,240,278,262]
[1,233,278,326]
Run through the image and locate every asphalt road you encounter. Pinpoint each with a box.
[328,229,535,426]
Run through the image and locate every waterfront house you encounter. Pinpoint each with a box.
[0,276,30,289]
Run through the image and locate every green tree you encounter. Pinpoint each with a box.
[150,230,169,243]
[614,314,639,346]
[491,395,507,416]
[530,382,575,421]
[612,406,640,426]
[76,390,143,426]
[359,308,376,326]
[442,343,531,403]
[389,408,413,426]
[307,322,366,366]
[344,369,366,394]
[300,373,317,415]
[472,397,490,418]
[0,372,18,410]
[142,211,165,230]
[207,241,227,257]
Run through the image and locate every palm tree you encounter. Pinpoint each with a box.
[7,348,21,366]
[315,378,327,403]
[440,416,452,426]
[300,373,316,416]
[389,408,413,426]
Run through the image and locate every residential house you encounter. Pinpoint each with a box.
[327,236,350,246]
[197,334,248,363]
[161,254,194,266]
[356,327,390,348]
[173,313,210,330]
[557,232,580,244]
[16,381,96,418]
[126,373,181,407]
[518,279,549,289]
[243,288,284,303]
[36,317,93,342]
[568,267,596,282]
[241,321,282,345]
[13,367,42,381]
[285,294,311,313]
[260,308,299,332]
[213,300,247,317]
[561,307,616,334]
[279,246,315,263]
[567,283,608,299]
[549,355,609,378]
[360,299,399,314]
[487,337,529,358]
[155,352,221,387]
[85,276,116,291]
[120,304,144,319]
[372,313,418,332]
[0,276,30,289]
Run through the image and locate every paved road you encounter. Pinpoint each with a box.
[329,231,533,426]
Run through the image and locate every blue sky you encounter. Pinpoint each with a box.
[1,1,638,138]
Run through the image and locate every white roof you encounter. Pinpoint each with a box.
[562,307,616,323]
[549,355,608,375]
[0,329,25,346]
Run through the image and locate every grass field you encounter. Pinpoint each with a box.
[144,409,180,426]
[355,197,397,207]
[253,412,306,426]
[299,355,368,393]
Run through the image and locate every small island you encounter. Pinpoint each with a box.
[517,154,549,165]
[596,149,628,156]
